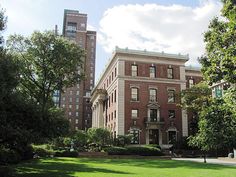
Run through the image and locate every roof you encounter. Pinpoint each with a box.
[114,47,189,61]
[185,65,201,71]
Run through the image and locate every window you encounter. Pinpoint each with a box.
[76,105,79,110]
[149,89,157,102]
[114,110,116,119]
[70,91,73,95]
[86,91,91,97]
[168,110,175,119]
[76,119,79,124]
[62,97,66,101]
[62,104,65,108]
[131,64,138,76]
[131,88,139,101]
[114,90,117,102]
[115,68,117,77]
[132,109,138,118]
[69,112,72,116]
[167,66,173,79]
[69,98,72,102]
[75,126,78,130]
[69,105,72,109]
[130,129,139,144]
[150,109,157,122]
[189,78,194,88]
[76,112,79,117]
[80,23,85,28]
[76,91,79,95]
[168,131,177,144]
[67,22,77,32]
[150,66,156,78]
[168,89,175,103]
[111,93,113,103]
[76,98,79,102]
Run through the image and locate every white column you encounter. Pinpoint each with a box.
[98,99,104,128]
[92,106,95,127]
[181,83,188,136]
[117,79,125,135]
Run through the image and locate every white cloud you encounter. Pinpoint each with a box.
[98,0,222,66]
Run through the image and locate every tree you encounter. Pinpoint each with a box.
[7,31,85,116]
[0,6,6,45]
[200,0,236,85]
[188,98,236,154]
[87,128,112,148]
[179,82,211,135]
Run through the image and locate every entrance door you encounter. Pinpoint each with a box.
[149,129,159,144]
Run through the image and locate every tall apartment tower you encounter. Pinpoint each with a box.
[61,9,96,130]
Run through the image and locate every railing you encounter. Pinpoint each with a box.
[144,117,164,124]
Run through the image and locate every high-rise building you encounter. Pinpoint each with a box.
[61,9,96,130]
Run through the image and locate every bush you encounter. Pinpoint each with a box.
[19,145,34,160]
[106,146,163,156]
[0,148,21,164]
[32,144,54,157]
[54,150,78,157]
[106,146,129,155]
[127,146,163,156]
[144,144,161,150]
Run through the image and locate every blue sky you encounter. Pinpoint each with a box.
[1,0,222,82]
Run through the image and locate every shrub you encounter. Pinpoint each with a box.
[54,150,78,157]
[144,144,161,150]
[106,146,129,155]
[106,146,163,156]
[127,146,163,156]
[32,144,55,157]
[0,148,21,164]
[114,135,132,147]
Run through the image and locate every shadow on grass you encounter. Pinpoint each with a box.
[78,158,236,170]
[12,158,131,177]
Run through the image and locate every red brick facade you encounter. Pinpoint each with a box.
[91,48,202,148]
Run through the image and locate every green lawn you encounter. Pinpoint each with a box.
[8,157,236,177]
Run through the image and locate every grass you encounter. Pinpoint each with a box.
[5,157,236,177]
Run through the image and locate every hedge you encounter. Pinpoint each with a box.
[54,150,78,157]
[106,146,163,156]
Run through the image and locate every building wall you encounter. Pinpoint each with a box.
[60,9,96,130]
[91,48,202,147]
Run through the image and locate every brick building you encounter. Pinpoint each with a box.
[59,9,96,130]
[91,47,202,147]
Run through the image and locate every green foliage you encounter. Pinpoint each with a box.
[106,146,163,156]
[0,7,6,45]
[105,146,128,155]
[0,148,21,165]
[200,0,236,85]
[87,128,112,148]
[188,98,236,152]
[180,82,212,113]
[54,150,78,157]
[72,130,88,150]
[32,144,54,157]
[7,31,85,115]
[114,135,132,147]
